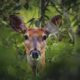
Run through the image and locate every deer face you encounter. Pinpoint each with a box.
[24,29,48,59]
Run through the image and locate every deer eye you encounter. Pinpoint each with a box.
[42,35,47,40]
[24,35,29,40]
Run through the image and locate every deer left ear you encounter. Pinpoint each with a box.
[9,15,27,33]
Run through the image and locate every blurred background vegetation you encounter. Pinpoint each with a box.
[0,0,80,80]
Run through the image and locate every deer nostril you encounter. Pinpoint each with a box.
[30,50,40,59]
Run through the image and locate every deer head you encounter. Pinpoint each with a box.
[9,15,50,72]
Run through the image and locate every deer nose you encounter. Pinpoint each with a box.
[30,50,40,59]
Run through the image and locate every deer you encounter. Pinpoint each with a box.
[9,14,66,74]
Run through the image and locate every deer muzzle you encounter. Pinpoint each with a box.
[30,50,41,59]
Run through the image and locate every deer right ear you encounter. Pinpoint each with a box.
[44,15,62,35]
[9,15,27,33]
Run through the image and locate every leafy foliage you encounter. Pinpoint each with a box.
[0,0,80,80]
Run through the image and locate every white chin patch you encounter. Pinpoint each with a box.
[30,54,41,61]
[27,54,41,65]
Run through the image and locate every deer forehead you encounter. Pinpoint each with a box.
[25,29,46,37]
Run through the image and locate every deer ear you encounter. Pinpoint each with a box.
[44,15,62,35]
[9,15,27,33]
[44,20,59,36]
